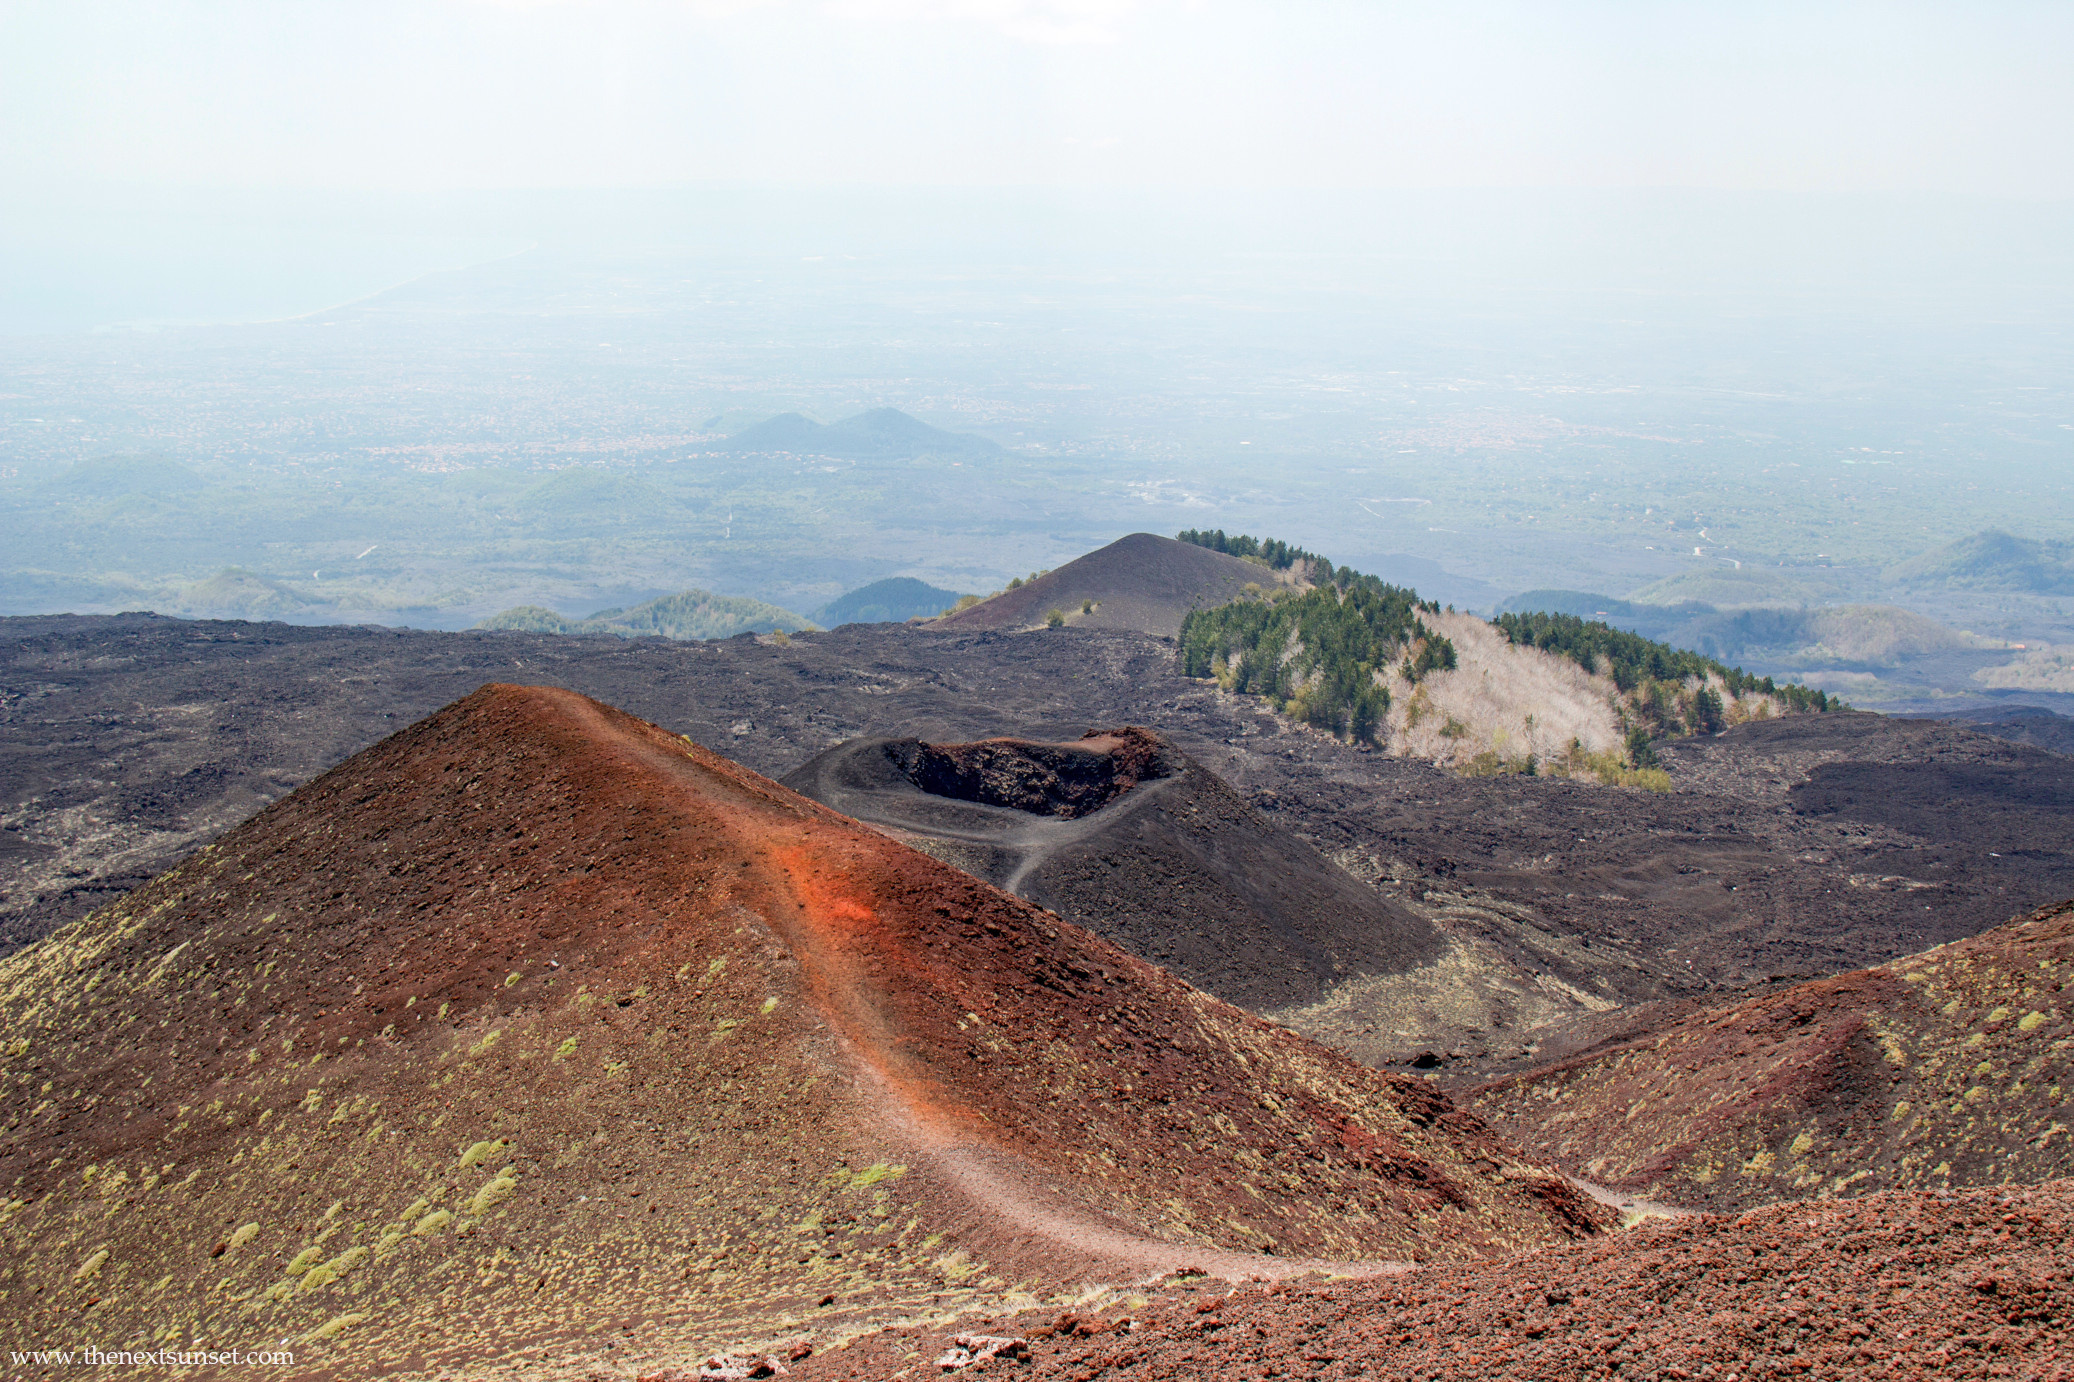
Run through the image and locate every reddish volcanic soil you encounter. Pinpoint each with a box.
[1470,901,2074,1213]
[0,685,1602,1377]
[792,1180,2074,1382]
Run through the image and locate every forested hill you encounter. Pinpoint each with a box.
[477,589,813,641]
[1177,531,1839,785]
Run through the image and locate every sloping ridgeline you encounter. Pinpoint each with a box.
[1177,531,1452,746]
[1493,610,1836,758]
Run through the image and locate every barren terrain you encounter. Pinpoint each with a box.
[7,614,2074,1078]
[0,684,1603,1375]
[1471,900,2074,1212]
[789,1180,2074,1382]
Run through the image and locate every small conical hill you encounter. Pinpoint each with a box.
[936,533,1300,637]
[0,685,1604,1375]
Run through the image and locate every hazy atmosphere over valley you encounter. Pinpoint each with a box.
[5,4,2074,1378]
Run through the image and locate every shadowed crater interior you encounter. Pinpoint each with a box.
[885,727,1170,819]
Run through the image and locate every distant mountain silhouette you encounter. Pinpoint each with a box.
[719,407,1005,459]
[1886,528,2074,594]
[817,576,966,626]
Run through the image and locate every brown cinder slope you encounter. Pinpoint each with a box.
[1470,901,2074,1213]
[0,685,1604,1376]
[934,533,1300,637]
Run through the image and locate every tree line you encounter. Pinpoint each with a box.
[1491,610,1835,742]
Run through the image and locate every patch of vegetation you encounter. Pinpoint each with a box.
[458,1138,507,1171]
[1492,609,1840,733]
[305,1312,367,1342]
[1557,739,1674,792]
[465,1175,518,1216]
[1178,535,1446,747]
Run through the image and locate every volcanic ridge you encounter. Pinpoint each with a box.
[0,685,1604,1376]
[1471,900,2074,1213]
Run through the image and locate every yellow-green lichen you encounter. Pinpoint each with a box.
[465,1176,518,1216]
[305,1313,366,1342]
[459,1138,507,1171]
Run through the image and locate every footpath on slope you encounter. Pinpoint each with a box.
[786,1180,2074,1382]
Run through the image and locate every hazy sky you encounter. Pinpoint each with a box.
[5,1,2072,195]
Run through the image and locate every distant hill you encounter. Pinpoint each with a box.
[175,568,322,621]
[1472,900,2074,1212]
[718,407,1004,460]
[936,532,1297,638]
[1886,528,2074,594]
[1502,590,1980,667]
[1166,531,1833,780]
[477,588,812,640]
[816,576,966,626]
[0,684,1607,1367]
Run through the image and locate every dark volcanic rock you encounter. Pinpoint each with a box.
[1924,703,2074,757]
[784,727,1442,1010]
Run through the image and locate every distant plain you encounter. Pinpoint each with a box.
[3,188,2072,712]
